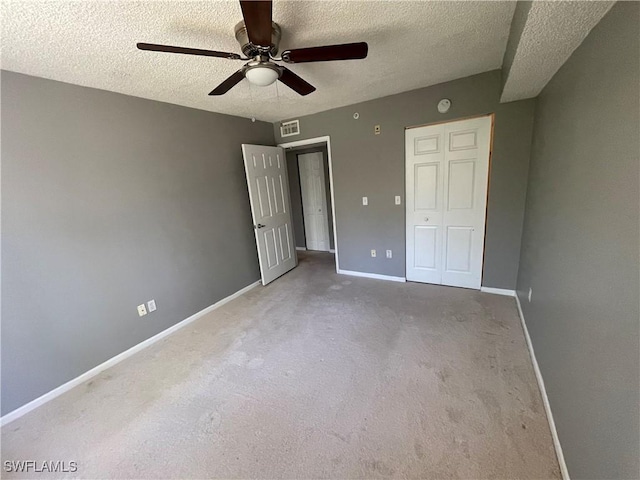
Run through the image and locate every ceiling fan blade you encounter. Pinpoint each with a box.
[278,67,316,96]
[209,70,245,95]
[137,43,241,60]
[282,42,368,63]
[240,0,273,47]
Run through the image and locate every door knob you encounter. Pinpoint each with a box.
[255,224,265,229]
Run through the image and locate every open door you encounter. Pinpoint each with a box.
[242,144,297,285]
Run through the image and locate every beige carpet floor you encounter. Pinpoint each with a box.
[2,251,560,479]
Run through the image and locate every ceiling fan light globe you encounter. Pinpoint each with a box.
[245,65,280,86]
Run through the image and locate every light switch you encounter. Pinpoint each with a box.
[395,195,401,205]
[147,299,157,312]
[362,196,368,206]
[386,250,392,258]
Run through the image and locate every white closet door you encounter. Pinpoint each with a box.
[405,125,445,284]
[406,116,492,289]
[298,152,330,252]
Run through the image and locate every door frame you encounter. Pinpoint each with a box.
[404,113,495,288]
[277,136,339,273]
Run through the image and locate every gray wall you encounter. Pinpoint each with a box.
[516,3,640,478]
[1,71,274,415]
[285,145,334,250]
[274,70,535,287]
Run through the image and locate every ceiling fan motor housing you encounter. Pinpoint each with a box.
[234,21,281,57]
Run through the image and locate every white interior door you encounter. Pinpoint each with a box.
[405,116,492,289]
[298,152,330,252]
[242,144,297,285]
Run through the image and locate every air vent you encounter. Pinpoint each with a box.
[280,120,300,137]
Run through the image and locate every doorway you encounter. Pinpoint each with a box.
[278,136,339,272]
[405,115,493,289]
[298,151,331,252]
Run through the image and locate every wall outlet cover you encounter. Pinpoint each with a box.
[147,299,157,312]
[374,125,381,135]
[371,249,376,257]
[362,196,368,206]
[386,250,392,258]
[137,304,147,316]
[395,195,401,205]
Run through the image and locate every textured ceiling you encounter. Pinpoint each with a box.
[1,1,516,122]
[501,0,614,102]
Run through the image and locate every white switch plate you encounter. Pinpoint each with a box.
[147,299,157,312]
[137,304,147,317]
[528,288,533,303]
[395,195,401,205]
[386,250,392,258]
[371,249,376,257]
[362,196,368,206]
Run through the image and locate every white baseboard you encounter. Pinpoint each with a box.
[481,286,516,296]
[0,280,261,427]
[297,247,336,254]
[337,269,406,283]
[515,294,570,480]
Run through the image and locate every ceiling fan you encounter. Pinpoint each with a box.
[137,0,368,96]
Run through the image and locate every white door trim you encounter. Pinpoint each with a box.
[278,136,339,273]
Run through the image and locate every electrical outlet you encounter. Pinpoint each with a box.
[386,250,392,258]
[395,195,401,205]
[147,299,157,312]
[362,196,368,206]
[371,249,376,258]
[137,304,147,317]
[528,288,533,303]
[374,125,381,135]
